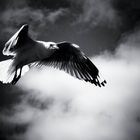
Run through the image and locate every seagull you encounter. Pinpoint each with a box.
[0,24,106,87]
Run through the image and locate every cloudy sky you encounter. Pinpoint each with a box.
[0,0,140,140]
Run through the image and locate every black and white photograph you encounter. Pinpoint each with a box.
[0,0,140,140]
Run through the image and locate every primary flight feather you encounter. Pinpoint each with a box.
[0,24,106,86]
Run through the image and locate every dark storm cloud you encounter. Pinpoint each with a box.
[72,0,121,29]
[112,0,140,32]
[0,7,68,38]
[28,0,71,10]
[0,83,28,140]
[0,0,70,41]
[70,0,140,33]
[1,0,140,34]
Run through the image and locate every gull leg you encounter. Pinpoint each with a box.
[16,67,22,82]
[11,67,22,85]
[11,67,18,85]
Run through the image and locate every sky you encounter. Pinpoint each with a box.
[0,0,140,140]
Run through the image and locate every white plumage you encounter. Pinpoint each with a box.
[0,24,106,86]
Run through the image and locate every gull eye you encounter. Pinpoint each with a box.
[49,44,56,49]
[49,43,59,49]
[50,44,54,48]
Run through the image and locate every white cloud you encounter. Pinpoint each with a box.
[5,31,139,140]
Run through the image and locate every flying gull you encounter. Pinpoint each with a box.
[0,24,106,87]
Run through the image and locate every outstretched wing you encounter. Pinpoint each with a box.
[36,42,106,87]
[3,24,29,56]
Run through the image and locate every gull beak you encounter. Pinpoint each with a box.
[49,44,59,50]
[52,44,59,50]
[54,45,59,50]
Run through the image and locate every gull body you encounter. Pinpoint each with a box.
[0,24,106,86]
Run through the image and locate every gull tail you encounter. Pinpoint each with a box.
[0,59,15,84]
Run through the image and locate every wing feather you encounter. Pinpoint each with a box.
[35,43,106,86]
[3,24,29,56]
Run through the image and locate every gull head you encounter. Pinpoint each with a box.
[38,41,59,50]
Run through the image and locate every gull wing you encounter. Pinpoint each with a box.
[3,24,29,56]
[36,42,106,87]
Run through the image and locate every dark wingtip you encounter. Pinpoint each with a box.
[101,82,105,86]
[89,78,107,87]
[22,24,29,30]
[18,24,29,37]
[104,80,107,84]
